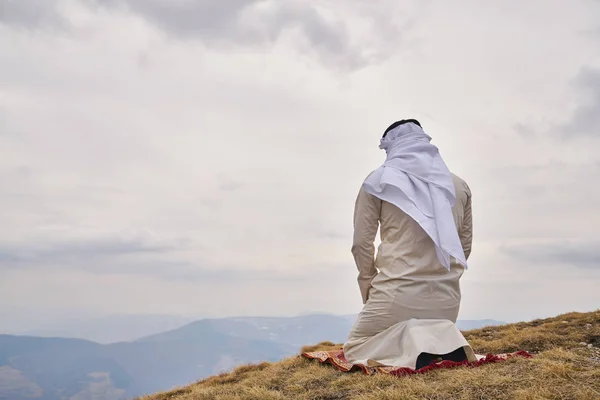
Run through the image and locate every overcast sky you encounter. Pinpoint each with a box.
[1,0,599,331]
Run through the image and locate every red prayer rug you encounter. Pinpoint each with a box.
[301,349,533,377]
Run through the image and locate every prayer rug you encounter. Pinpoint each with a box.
[301,349,533,377]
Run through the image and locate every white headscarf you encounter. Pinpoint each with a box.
[363,122,468,270]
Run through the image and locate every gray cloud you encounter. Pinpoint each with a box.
[97,0,261,43]
[0,0,67,29]
[0,235,318,283]
[513,122,536,138]
[0,235,184,265]
[514,67,600,139]
[556,68,600,138]
[2,0,600,322]
[169,265,318,283]
[217,176,245,192]
[0,0,407,70]
[102,0,397,69]
[500,241,600,269]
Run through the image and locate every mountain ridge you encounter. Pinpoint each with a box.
[139,310,600,400]
[0,315,509,400]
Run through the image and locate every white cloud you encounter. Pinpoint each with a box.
[0,0,599,328]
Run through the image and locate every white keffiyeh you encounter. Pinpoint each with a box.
[363,122,468,270]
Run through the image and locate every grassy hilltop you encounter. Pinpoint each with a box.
[141,310,600,400]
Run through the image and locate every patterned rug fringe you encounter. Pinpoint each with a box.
[301,349,533,376]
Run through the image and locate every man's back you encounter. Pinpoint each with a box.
[352,172,473,305]
[371,172,471,274]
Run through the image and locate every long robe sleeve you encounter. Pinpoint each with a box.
[459,187,473,260]
[351,187,381,304]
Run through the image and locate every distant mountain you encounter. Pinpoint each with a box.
[140,315,506,346]
[17,314,193,344]
[0,315,507,399]
[0,332,289,400]
[139,314,355,347]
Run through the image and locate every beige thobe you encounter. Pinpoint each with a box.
[344,173,476,369]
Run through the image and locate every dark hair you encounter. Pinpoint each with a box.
[383,119,422,138]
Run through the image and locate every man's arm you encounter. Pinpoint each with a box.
[460,189,473,260]
[351,187,381,304]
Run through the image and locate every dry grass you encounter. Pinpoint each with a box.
[139,310,600,400]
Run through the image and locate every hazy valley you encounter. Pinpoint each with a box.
[0,315,505,399]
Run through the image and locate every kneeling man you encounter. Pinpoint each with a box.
[344,119,476,370]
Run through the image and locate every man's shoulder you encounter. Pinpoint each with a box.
[450,172,471,196]
[359,170,378,190]
[365,169,377,180]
